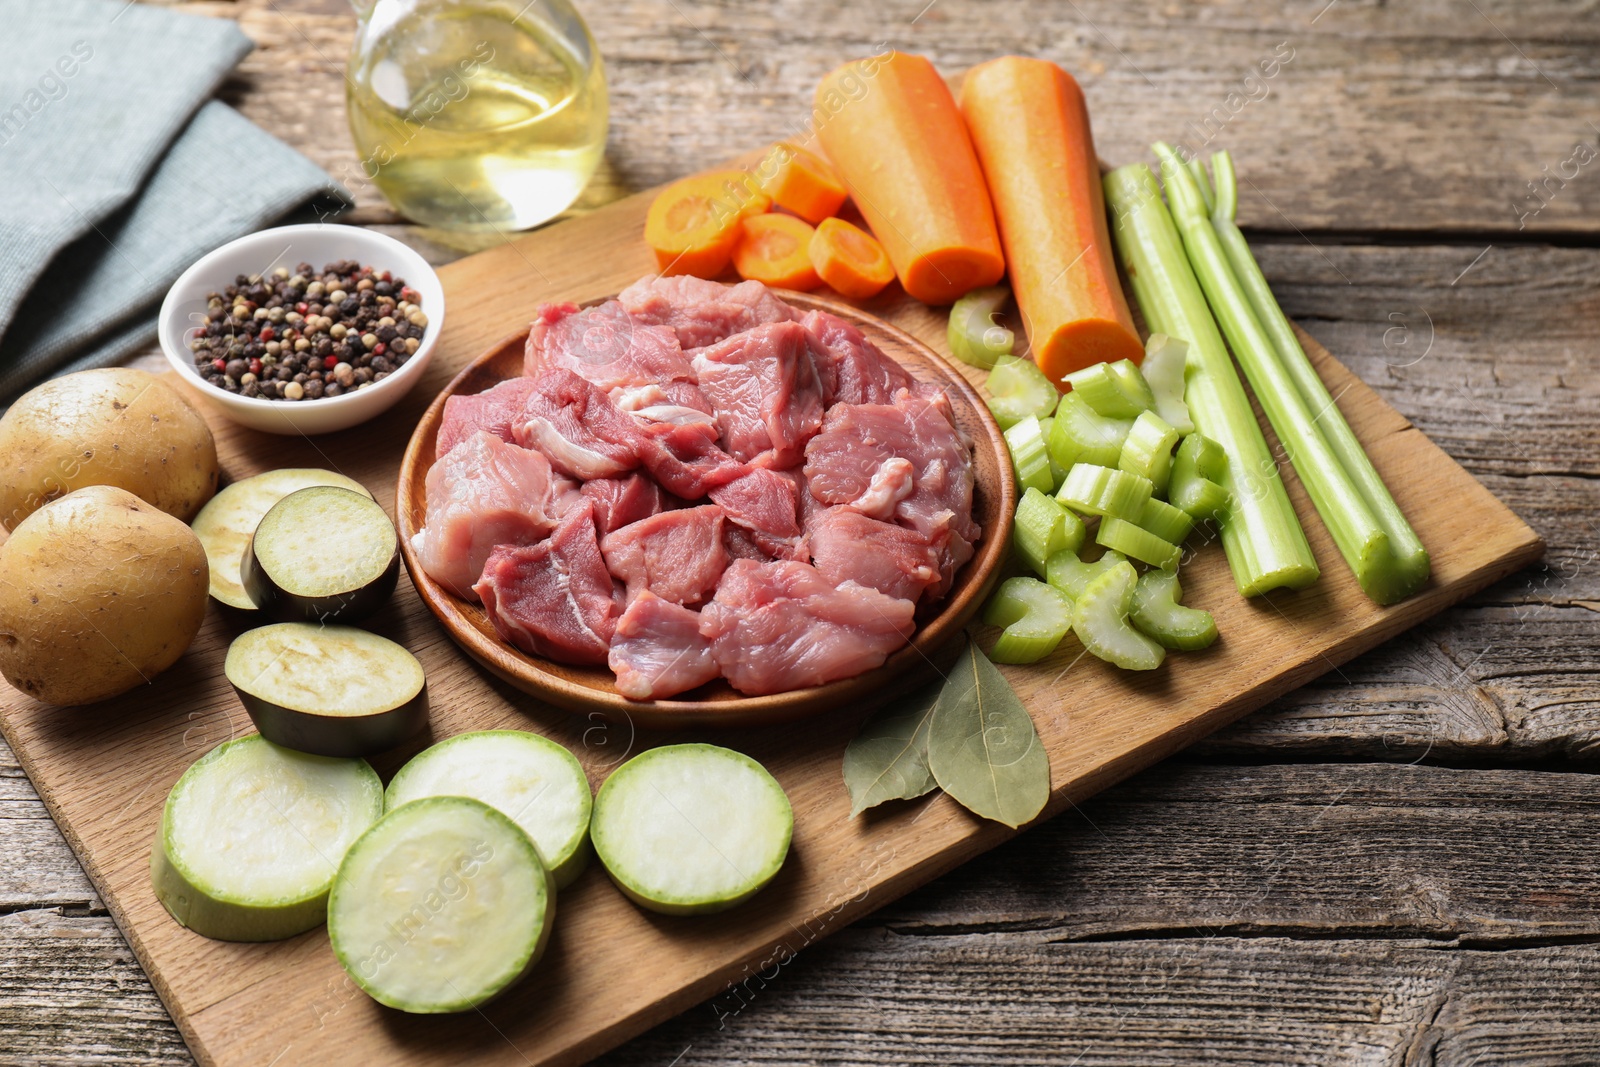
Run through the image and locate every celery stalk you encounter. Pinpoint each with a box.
[1063,360,1153,418]
[986,356,1059,429]
[983,576,1073,664]
[1046,548,1127,601]
[1057,464,1152,521]
[1118,410,1179,495]
[1097,517,1180,571]
[1131,570,1218,651]
[1138,497,1195,545]
[1048,392,1132,470]
[1203,150,1430,605]
[1104,162,1319,597]
[1004,416,1054,495]
[949,286,1014,369]
[1013,487,1086,578]
[1072,561,1165,671]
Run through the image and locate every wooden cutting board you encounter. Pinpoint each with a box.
[0,176,1541,1067]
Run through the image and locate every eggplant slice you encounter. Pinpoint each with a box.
[243,485,398,624]
[226,623,428,757]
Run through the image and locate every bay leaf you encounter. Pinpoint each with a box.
[841,676,940,816]
[926,640,1050,829]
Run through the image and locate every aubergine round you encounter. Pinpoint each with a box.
[226,623,428,757]
[242,485,399,624]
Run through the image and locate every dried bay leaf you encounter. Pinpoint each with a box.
[841,675,940,816]
[926,640,1050,829]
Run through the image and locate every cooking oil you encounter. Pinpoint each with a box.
[346,0,608,232]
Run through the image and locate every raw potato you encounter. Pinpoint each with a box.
[0,485,209,705]
[0,368,219,531]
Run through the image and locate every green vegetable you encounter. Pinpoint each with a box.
[1097,517,1180,571]
[1013,487,1086,578]
[983,575,1074,664]
[842,678,939,816]
[1057,463,1152,521]
[1062,359,1154,419]
[1167,432,1229,520]
[1047,391,1133,470]
[1187,156,1217,214]
[1140,333,1194,435]
[1039,416,1068,487]
[1138,496,1195,545]
[1004,416,1055,495]
[1046,547,1128,600]
[1104,161,1318,597]
[1071,560,1166,671]
[1118,409,1180,494]
[927,640,1050,828]
[986,355,1060,429]
[1190,148,1430,605]
[948,285,1015,369]
[1131,569,1218,651]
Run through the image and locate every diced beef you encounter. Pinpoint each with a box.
[633,418,747,499]
[581,472,672,535]
[807,506,942,604]
[608,592,720,700]
[412,431,566,600]
[723,524,774,562]
[699,559,916,695]
[709,467,806,560]
[610,380,715,420]
[513,367,645,480]
[692,321,825,468]
[436,377,539,459]
[474,503,618,665]
[618,274,796,351]
[601,504,729,606]
[525,300,698,392]
[800,309,915,407]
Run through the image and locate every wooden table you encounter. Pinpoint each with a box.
[3,1,1598,1063]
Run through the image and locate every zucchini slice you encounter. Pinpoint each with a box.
[192,469,372,610]
[226,623,428,757]
[242,485,399,624]
[591,744,792,915]
[150,735,382,941]
[386,730,594,889]
[329,796,555,1014]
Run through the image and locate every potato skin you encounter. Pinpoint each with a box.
[0,486,209,706]
[0,368,219,531]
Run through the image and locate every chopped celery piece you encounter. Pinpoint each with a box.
[1057,464,1152,521]
[1141,334,1194,435]
[1168,433,1230,522]
[1004,417,1054,495]
[1104,161,1318,596]
[986,356,1060,430]
[983,576,1073,664]
[1175,432,1226,482]
[1046,548,1127,601]
[1072,561,1165,671]
[1131,570,1217,651]
[1098,517,1180,571]
[1118,410,1180,494]
[1138,497,1195,545]
[1062,359,1154,419]
[1047,392,1132,470]
[1013,487,1086,578]
[1038,417,1067,487]
[948,286,1014,370]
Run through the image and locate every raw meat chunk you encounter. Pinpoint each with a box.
[619,274,795,351]
[581,472,671,534]
[608,592,720,700]
[723,524,774,562]
[413,431,565,600]
[436,377,539,459]
[845,456,915,520]
[692,321,824,468]
[709,467,806,560]
[601,504,729,606]
[633,418,746,499]
[611,381,715,421]
[699,559,916,695]
[807,506,941,604]
[525,300,698,392]
[800,309,914,407]
[514,367,644,479]
[474,503,618,665]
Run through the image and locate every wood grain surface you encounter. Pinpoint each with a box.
[2,1,1597,1064]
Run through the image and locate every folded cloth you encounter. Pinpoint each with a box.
[0,0,351,405]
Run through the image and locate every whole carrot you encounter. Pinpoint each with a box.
[960,57,1143,383]
[814,52,1004,305]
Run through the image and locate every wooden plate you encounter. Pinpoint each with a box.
[396,290,1014,728]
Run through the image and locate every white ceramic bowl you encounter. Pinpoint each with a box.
[159,224,445,435]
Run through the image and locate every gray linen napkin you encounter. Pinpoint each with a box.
[0,0,352,404]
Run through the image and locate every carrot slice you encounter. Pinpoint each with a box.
[814,53,1004,305]
[758,142,848,224]
[733,214,821,290]
[809,218,894,300]
[959,57,1143,382]
[644,171,772,278]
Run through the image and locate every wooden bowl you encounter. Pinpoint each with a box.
[397,291,1014,728]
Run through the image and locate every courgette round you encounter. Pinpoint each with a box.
[226,623,428,757]
[242,485,398,624]
[385,730,593,889]
[328,796,555,1013]
[150,735,382,941]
